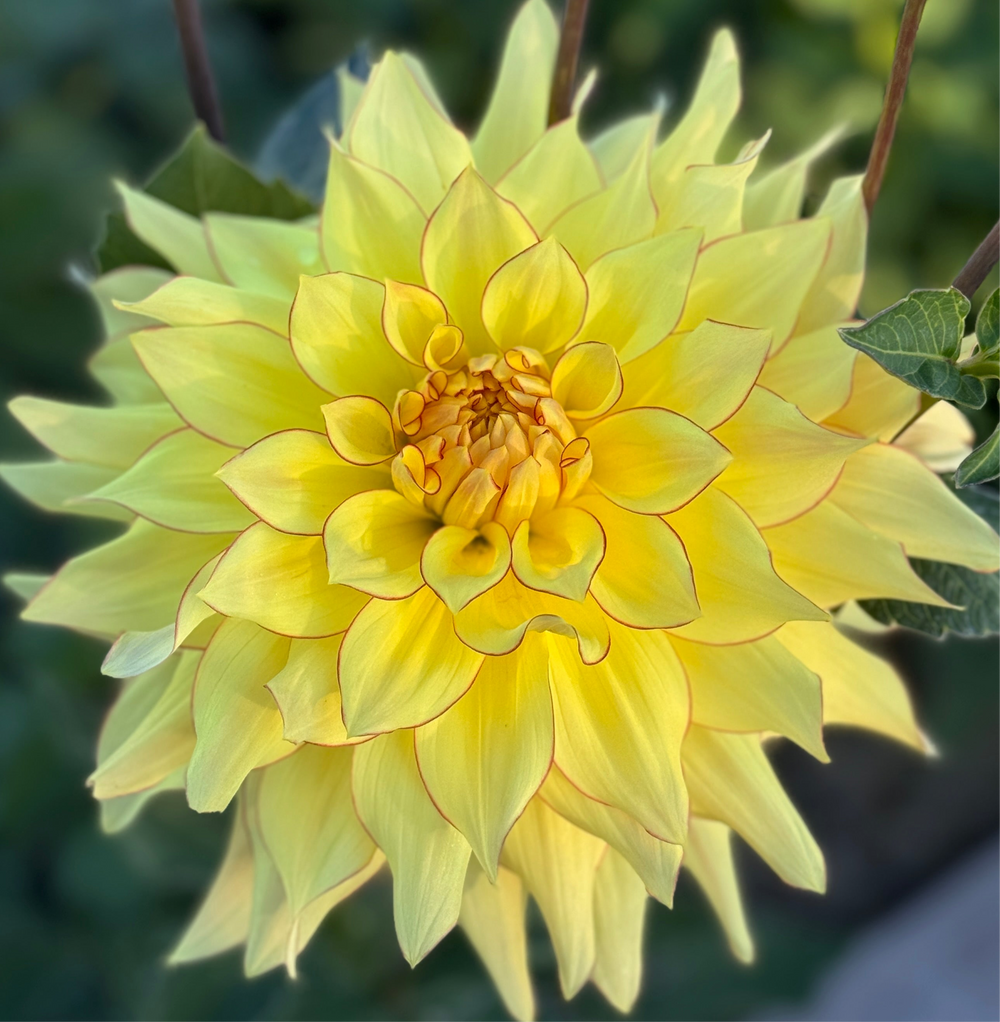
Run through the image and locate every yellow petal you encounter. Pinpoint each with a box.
[115,181,221,281]
[186,619,293,813]
[454,570,610,665]
[501,797,604,999]
[683,817,754,963]
[90,266,174,338]
[132,323,327,448]
[757,323,857,422]
[496,116,602,233]
[550,341,622,420]
[548,125,658,271]
[322,395,397,466]
[90,335,164,406]
[290,272,413,405]
[416,635,553,877]
[338,587,484,735]
[511,506,605,602]
[422,168,537,356]
[87,428,252,532]
[322,144,425,284]
[203,214,322,300]
[777,621,928,753]
[324,489,437,599]
[421,521,511,613]
[592,848,647,1015]
[347,52,471,213]
[23,520,229,636]
[539,765,682,908]
[765,498,952,608]
[797,175,866,335]
[683,725,826,892]
[589,112,657,182]
[169,810,254,964]
[8,396,182,470]
[0,459,131,522]
[117,275,289,335]
[577,228,701,363]
[585,406,731,514]
[895,401,975,473]
[91,652,197,799]
[482,238,587,354]
[650,29,741,196]
[266,635,367,746]
[381,280,448,365]
[459,862,535,1022]
[219,429,389,536]
[670,634,826,761]
[549,624,689,843]
[823,353,919,441]
[573,493,699,628]
[472,0,559,183]
[619,320,770,430]
[255,745,375,916]
[830,443,1000,571]
[352,730,471,965]
[712,387,867,527]
[667,486,827,645]
[200,524,368,638]
[679,218,832,347]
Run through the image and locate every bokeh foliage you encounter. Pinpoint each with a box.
[0,1,997,1019]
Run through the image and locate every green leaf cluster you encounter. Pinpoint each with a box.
[859,481,999,638]
[839,287,999,487]
[97,124,316,274]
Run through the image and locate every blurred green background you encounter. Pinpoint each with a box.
[0,0,997,1019]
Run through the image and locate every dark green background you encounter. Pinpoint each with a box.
[0,1,997,1018]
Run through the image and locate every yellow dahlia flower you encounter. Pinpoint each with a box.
[4,2,998,1018]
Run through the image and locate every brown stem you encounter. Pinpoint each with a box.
[172,0,226,142]
[861,0,927,215]
[953,221,1000,300]
[548,0,591,126]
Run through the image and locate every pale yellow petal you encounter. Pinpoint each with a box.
[422,168,537,356]
[132,323,328,448]
[588,112,656,183]
[823,353,919,441]
[592,848,647,1014]
[416,635,553,877]
[90,266,174,338]
[0,459,131,522]
[472,0,559,183]
[381,280,448,365]
[482,238,587,354]
[586,406,731,514]
[352,730,471,965]
[338,587,483,735]
[324,489,437,599]
[512,506,605,602]
[670,634,826,761]
[219,429,389,535]
[550,341,622,419]
[619,320,770,430]
[895,401,975,473]
[199,524,368,638]
[87,427,252,532]
[321,395,397,466]
[549,625,688,844]
[830,443,1000,571]
[712,387,867,527]
[90,335,164,406]
[683,726,825,892]
[348,52,471,213]
[667,486,827,645]
[322,144,425,284]
[420,522,511,613]
[186,619,293,813]
[459,862,535,1022]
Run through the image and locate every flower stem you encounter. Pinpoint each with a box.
[861,0,927,216]
[172,0,226,143]
[953,221,1000,300]
[548,0,591,126]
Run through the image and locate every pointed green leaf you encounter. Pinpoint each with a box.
[955,425,999,488]
[838,288,987,409]
[975,288,999,356]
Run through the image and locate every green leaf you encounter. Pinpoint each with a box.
[975,288,999,357]
[838,288,987,409]
[859,481,998,637]
[97,124,316,273]
[955,426,999,487]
